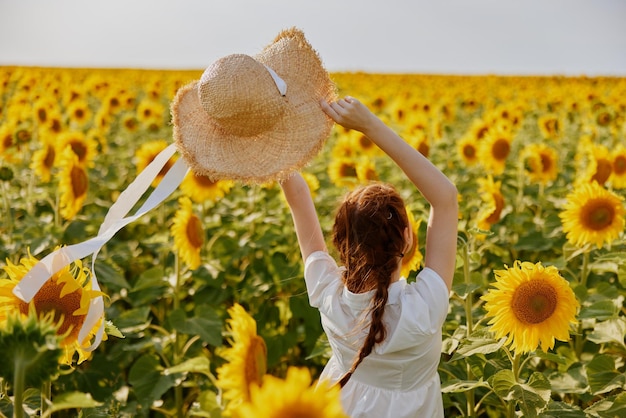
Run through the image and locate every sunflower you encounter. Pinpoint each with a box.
[58,147,89,220]
[120,113,139,133]
[476,176,505,230]
[537,114,561,140]
[328,157,358,188]
[400,207,423,279]
[301,172,320,200]
[57,130,98,168]
[0,249,106,364]
[457,134,480,166]
[611,144,626,189]
[407,131,430,157]
[522,143,559,185]
[171,196,204,270]
[579,143,612,186]
[559,182,625,249]
[350,130,379,157]
[482,261,578,354]
[330,134,359,160]
[135,139,177,187]
[136,98,165,131]
[0,122,19,163]
[355,157,378,184]
[216,303,267,415]
[468,118,491,141]
[232,367,347,418]
[180,172,234,203]
[65,99,92,128]
[30,139,56,183]
[478,128,512,175]
[33,96,58,127]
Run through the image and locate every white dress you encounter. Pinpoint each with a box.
[304,251,449,418]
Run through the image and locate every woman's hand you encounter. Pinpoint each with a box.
[321,96,378,133]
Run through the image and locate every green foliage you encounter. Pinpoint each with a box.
[1,67,625,416]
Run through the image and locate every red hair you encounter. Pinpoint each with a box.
[331,183,408,387]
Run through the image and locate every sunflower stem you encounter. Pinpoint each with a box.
[575,250,590,360]
[13,352,26,418]
[0,180,13,236]
[507,351,523,418]
[580,249,590,288]
[173,251,184,418]
[461,239,476,417]
[41,380,51,415]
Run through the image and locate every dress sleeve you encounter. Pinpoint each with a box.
[304,251,342,308]
[414,267,450,329]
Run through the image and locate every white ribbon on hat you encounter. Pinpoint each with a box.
[263,65,287,96]
[13,143,189,351]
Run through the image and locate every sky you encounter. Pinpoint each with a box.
[1,0,625,76]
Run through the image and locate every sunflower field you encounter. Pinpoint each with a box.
[1,65,625,417]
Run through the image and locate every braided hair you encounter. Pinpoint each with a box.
[331,183,409,388]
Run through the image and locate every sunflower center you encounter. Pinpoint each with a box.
[38,108,48,123]
[486,192,505,224]
[274,406,319,418]
[71,166,88,198]
[186,215,204,249]
[339,163,357,178]
[463,144,476,159]
[70,141,88,161]
[358,134,374,150]
[51,118,62,133]
[44,145,56,169]
[511,280,557,324]
[581,199,615,230]
[417,141,429,157]
[195,174,217,188]
[540,153,553,173]
[476,127,488,140]
[613,155,626,175]
[592,159,612,185]
[492,138,510,161]
[3,133,13,148]
[244,336,267,391]
[19,279,85,340]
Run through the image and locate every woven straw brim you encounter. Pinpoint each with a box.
[171,28,337,184]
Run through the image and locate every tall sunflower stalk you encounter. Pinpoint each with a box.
[172,251,184,418]
[459,235,476,417]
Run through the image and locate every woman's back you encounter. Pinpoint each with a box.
[305,251,449,417]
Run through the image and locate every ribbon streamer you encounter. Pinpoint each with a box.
[13,143,189,351]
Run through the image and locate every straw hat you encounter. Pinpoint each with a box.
[171,27,337,183]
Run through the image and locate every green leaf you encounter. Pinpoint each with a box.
[586,354,626,395]
[451,329,505,360]
[128,354,177,410]
[167,305,222,346]
[163,356,213,379]
[578,300,620,320]
[441,378,490,393]
[186,390,221,417]
[546,363,588,395]
[538,400,586,418]
[104,320,124,339]
[587,317,626,346]
[491,369,517,398]
[94,260,130,289]
[452,282,482,300]
[490,370,551,418]
[585,392,626,418]
[45,392,103,414]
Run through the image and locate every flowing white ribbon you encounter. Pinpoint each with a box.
[263,65,287,96]
[13,143,189,351]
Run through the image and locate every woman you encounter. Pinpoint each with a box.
[280,96,458,417]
